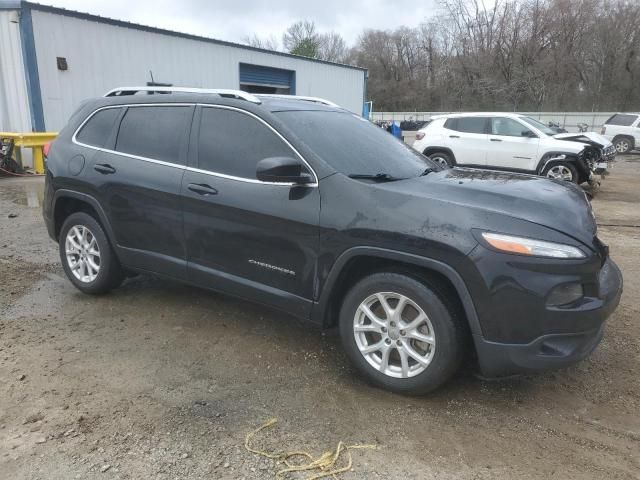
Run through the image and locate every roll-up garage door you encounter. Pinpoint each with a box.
[239,63,295,94]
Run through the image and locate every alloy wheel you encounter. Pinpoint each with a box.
[431,155,450,168]
[65,225,101,283]
[615,139,630,154]
[546,165,574,181]
[353,292,436,378]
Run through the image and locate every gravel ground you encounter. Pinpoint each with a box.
[1,157,639,479]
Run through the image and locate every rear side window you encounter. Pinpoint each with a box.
[197,107,296,179]
[605,114,638,126]
[76,108,121,148]
[115,106,191,164]
[445,117,487,134]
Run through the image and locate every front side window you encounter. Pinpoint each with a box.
[115,106,191,164]
[197,107,299,179]
[275,110,434,178]
[491,117,531,137]
[606,114,638,126]
[76,108,121,148]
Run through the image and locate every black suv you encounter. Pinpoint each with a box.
[43,87,622,393]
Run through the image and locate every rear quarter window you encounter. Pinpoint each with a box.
[76,108,121,148]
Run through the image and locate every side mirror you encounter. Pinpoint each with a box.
[256,157,313,184]
[521,130,537,138]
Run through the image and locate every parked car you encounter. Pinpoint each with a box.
[43,88,622,394]
[412,113,616,184]
[600,113,640,154]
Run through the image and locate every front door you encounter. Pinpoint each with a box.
[487,117,540,171]
[182,105,320,317]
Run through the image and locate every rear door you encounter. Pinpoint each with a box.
[182,105,320,318]
[84,104,193,279]
[445,117,489,165]
[486,117,540,171]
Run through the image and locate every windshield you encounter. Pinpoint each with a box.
[275,110,437,179]
[520,116,556,136]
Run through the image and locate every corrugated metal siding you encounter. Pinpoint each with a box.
[30,10,366,130]
[0,9,32,132]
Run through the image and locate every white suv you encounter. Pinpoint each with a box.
[412,113,615,184]
[600,113,639,154]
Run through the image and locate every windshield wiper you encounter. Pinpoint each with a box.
[420,167,437,176]
[348,173,405,182]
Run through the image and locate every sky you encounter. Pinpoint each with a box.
[37,0,440,47]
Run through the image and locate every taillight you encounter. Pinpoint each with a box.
[415,132,425,141]
[600,126,606,135]
[43,142,51,157]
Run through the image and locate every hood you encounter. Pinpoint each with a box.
[410,168,597,245]
[553,131,612,149]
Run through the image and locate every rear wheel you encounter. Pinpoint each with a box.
[427,151,453,168]
[59,212,124,294]
[339,272,466,394]
[613,136,633,154]
[543,162,578,183]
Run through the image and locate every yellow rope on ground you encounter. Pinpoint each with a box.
[244,418,377,480]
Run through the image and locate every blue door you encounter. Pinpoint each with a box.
[239,63,295,94]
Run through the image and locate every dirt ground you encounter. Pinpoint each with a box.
[1,158,639,480]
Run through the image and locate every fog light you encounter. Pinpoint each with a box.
[546,283,583,306]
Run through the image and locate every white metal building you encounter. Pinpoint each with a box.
[0,1,367,132]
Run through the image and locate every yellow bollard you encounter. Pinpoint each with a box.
[1,132,58,174]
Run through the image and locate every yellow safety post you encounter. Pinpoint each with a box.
[1,132,58,174]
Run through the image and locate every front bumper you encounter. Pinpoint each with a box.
[473,258,622,377]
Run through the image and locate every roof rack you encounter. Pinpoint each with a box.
[103,86,261,104]
[255,94,340,108]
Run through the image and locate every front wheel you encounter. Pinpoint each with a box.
[543,161,579,183]
[339,273,466,394]
[427,151,453,168]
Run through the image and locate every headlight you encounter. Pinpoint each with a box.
[481,232,586,259]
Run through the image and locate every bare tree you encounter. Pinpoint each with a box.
[319,32,348,62]
[283,20,321,58]
[244,33,280,51]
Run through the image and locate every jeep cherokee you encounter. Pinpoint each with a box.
[43,87,623,394]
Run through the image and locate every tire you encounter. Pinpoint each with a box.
[426,151,453,168]
[59,212,124,294]
[613,136,633,154]
[339,272,466,394]
[542,161,579,183]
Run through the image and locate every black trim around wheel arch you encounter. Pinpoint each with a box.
[422,147,456,165]
[536,152,586,175]
[311,246,482,335]
[52,190,117,245]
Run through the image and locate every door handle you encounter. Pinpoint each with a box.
[187,183,218,196]
[94,163,116,174]
[490,138,503,142]
[449,135,460,139]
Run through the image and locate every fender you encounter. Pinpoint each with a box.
[52,189,117,245]
[311,246,482,335]
[536,151,587,175]
[422,146,457,165]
